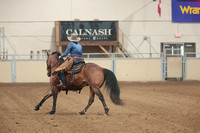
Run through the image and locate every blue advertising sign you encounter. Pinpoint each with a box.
[172,0,200,22]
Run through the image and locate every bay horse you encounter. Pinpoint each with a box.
[34,52,123,115]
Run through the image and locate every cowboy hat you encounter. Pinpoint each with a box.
[67,33,81,42]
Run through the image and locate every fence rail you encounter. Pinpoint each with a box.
[1,52,200,61]
[0,52,162,61]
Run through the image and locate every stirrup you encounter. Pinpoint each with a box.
[57,84,66,89]
[57,80,63,87]
[62,86,66,90]
[56,83,62,87]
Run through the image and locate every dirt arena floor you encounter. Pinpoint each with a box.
[0,81,200,133]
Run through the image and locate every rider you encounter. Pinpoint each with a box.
[55,33,83,89]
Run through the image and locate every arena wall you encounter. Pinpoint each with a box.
[15,61,49,82]
[0,61,11,82]
[0,59,161,83]
[1,58,200,82]
[0,0,200,83]
[0,60,113,83]
[0,0,199,55]
[186,59,200,81]
[116,59,161,81]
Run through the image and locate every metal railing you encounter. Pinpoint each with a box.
[0,27,6,58]
[185,52,200,58]
[118,28,143,57]
[0,51,8,60]
[0,52,162,61]
[2,52,200,61]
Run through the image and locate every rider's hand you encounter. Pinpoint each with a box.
[59,56,64,62]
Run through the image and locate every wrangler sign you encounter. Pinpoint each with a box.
[55,21,119,46]
[172,0,200,22]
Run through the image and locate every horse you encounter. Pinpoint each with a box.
[34,52,123,115]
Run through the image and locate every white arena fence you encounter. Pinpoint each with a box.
[0,52,200,83]
[184,53,200,81]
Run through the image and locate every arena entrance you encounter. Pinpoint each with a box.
[161,42,196,81]
[161,43,184,81]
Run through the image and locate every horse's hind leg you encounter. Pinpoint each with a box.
[78,87,95,115]
[92,87,109,116]
[34,91,52,111]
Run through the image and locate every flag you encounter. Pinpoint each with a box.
[158,0,161,17]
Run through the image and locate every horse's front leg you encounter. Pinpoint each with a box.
[34,90,52,111]
[48,86,59,114]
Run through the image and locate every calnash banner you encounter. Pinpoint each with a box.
[60,21,118,42]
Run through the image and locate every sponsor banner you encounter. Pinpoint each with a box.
[60,21,118,42]
[172,0,200,22]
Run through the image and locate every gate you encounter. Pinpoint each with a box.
[162,43,186,81]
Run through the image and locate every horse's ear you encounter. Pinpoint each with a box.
[47,52,49,56]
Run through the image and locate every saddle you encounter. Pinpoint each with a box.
[68,61,85,85]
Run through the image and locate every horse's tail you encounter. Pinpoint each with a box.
[103,68,123,105]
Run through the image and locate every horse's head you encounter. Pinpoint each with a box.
[46,52,61,77]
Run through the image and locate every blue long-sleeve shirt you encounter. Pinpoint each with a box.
[61,42,82,58]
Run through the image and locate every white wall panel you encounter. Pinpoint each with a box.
[187,60,200,81]
[0,62,11,82]
[0,0,199,56]
[0,0,71,21]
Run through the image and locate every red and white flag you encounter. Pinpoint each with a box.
[158,0,161,17]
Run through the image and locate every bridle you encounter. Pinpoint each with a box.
[46,56,62,77]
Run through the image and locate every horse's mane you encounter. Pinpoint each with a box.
[51,51,61,57]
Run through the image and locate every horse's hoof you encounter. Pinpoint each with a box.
[78,111,85,115]
[48,110,55,114]
[104,113,109,116]
[34,106,39,111]
[104,108,109,116]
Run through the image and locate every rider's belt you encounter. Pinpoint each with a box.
[72,56,84,60]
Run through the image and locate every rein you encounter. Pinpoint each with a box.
[51,60,61,70]
[48,59,61,76]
